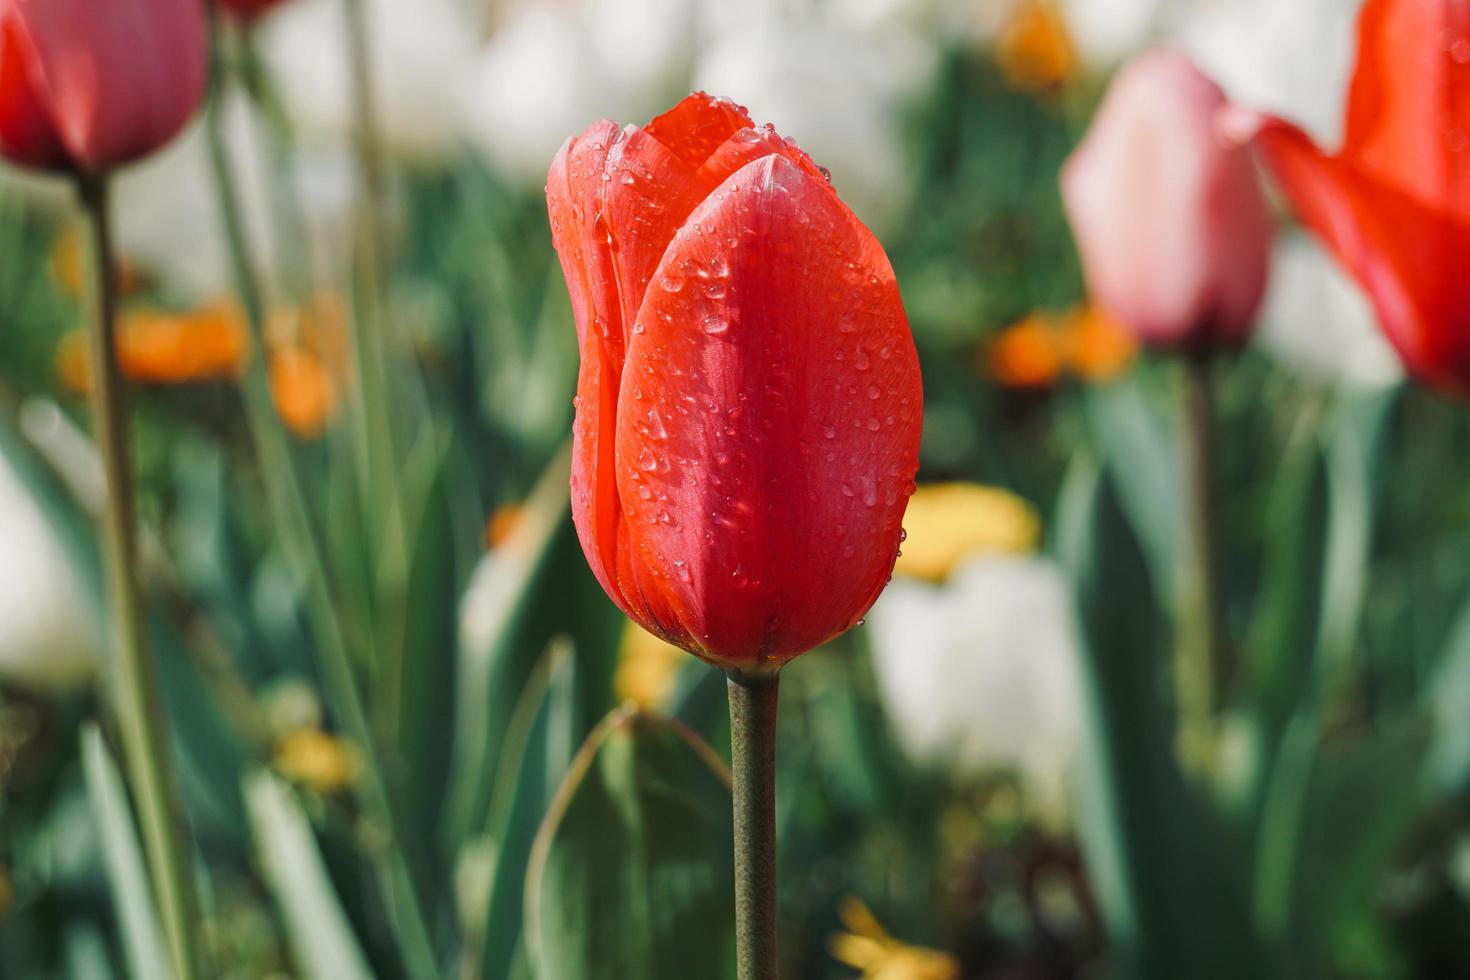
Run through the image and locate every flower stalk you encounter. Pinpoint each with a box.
[1178,352,1219,767]
[77,172,202,980]
[727,671,780,980]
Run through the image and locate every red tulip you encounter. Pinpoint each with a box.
[0,0,207,173]
[1060,49,1272,350]
[546,93,923,672]
[1232,0,1470,393]
[218,0,289,22]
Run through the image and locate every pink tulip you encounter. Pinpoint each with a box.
[0,0,208,173]
[1060,48,1272,350]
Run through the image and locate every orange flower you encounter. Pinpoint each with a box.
[56,300,249,392]
[986,311,1066,388]
[1064,303,1136,381]
[269,347,337,439]
[985,303,1136,389]
[996,0,1076,94]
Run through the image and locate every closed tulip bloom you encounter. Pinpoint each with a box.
[1061,49,1272,350]
[220,0,289,21]
[0,0,207,172]
[547,92,922,672]
[1235,0,1470,394]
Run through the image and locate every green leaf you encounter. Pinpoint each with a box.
[243,770,375,980]
[1318,387,1397,685]
[80,724,174,980]
[468,639,578,980]
[1257,713,1429,976]
[1245,427,1332,791]
[445,445,622,846]
[1058,459,1267,980]
[1083,377,1184,613]
[525,709,735,980]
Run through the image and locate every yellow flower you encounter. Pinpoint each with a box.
[274,729,360,794]
[894,483,1040,581]
[996,0,1077,94]
[829,897,960,980]
[614,622,686,711]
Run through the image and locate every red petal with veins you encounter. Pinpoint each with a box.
[643,92,753,170]
[1341,0,1470,219]
[1254,116,1470,392]
[612,154,921,668]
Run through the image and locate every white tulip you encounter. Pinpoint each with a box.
[1252,234,1402,390]
[260,0,480,163]
[110,86,354,303]
[866,555,1085,817]
[1175,0,1362,147]
[693,15,916,232]
[0,442,101,694]
[457,0,695,184]
[1061,0,1167,69]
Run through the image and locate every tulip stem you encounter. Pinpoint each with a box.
[1179,353,1219,768]
[76,172,202,980]
[727,671,780,980]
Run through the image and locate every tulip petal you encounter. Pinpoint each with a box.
[548,122,630,610]
[614,154,921,667]
[0,13,65,169]
[9,0,207,170]
[642,91,753,170]
[1255,116,1470,390]
[1342,0,1470,219]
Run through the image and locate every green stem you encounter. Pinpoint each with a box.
[726,672,779,980]
[76,173,202,980]
[201,25,439,978]
[1179,353,1219,768]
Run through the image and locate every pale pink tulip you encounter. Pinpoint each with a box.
[1061,48,1272,350]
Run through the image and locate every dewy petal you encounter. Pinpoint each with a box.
[548,121,629,609]
[614,154,922,668]
[9,0,208,171]
[1341,0,1470,219]
[642,91,753,171]
[0,13,66,169]
[1255,116,1470,391]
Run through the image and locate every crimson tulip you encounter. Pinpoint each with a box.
[547,92,923,672]
[218,0,289,22]
[1061,48,1272,350]
[0,0,207,173]
[1234,0,1470,393]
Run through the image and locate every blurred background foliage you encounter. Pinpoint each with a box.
[2,0,1469,978]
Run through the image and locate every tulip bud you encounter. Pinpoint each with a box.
[220,0,290,22]
[0,0,207,173]
[547,93,923,672]
[1060,48,1272,350]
